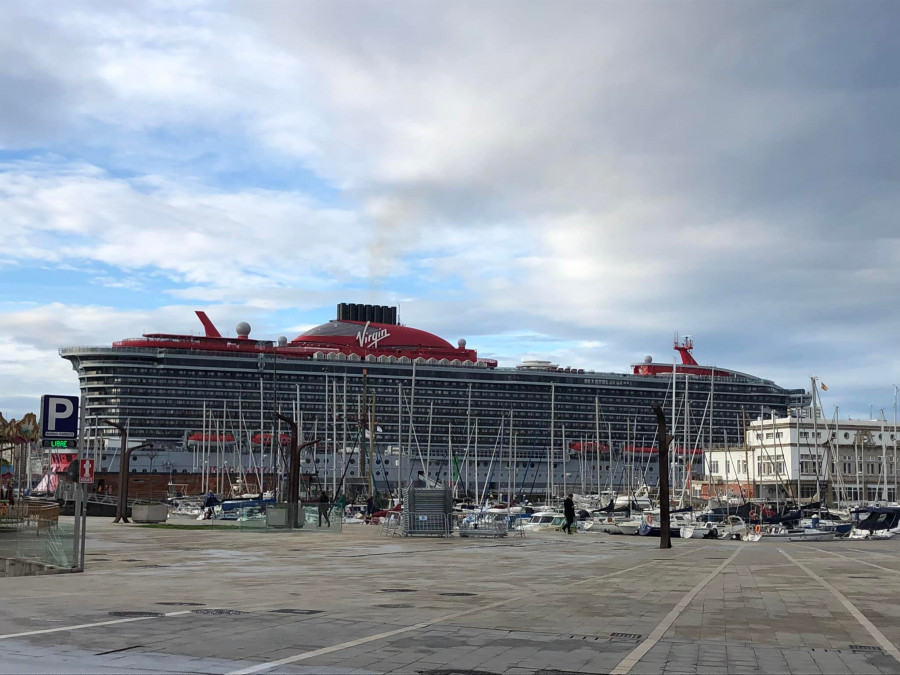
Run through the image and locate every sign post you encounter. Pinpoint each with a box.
[77,400,87,570]
[42,395,84,571]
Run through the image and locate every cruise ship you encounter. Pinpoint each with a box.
[58,304,809,499]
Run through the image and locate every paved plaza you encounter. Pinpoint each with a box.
[2,520,900,674]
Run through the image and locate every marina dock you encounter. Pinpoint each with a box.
[2,522,900,674]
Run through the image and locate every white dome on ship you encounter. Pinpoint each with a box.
[644,355,653,364]
[277,336,288,346]
[236,322,251,337]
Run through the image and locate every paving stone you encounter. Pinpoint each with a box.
[7,520,900,675]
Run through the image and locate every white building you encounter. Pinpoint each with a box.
[699,414,900,505]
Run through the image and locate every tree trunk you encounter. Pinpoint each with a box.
[652,404,673,549]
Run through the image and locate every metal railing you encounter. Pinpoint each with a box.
[459,512,509,538]
[401,511,453,537]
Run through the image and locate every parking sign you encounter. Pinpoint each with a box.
[40,395,80,439]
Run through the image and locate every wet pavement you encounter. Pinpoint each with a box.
[2,520,900,673]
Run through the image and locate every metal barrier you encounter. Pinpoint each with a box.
[381,513,401,537]
[459,513,508,538]
[401,511,453,537]
[400,486,454,537]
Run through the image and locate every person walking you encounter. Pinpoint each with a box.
[562,493,576,534]
[365,494,375,524]
[202,489,218,520]
[317,490,331,527]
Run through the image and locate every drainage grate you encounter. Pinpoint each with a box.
[439,592,477,597]
[380,588,417,593]
[156,602,205,606]
[191,609,248,616]
[269,609,323,615]
[610,632,643,640]
[850,645,883,652]
[375,603,413,608]
[107,611,163,618]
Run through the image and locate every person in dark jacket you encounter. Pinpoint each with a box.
[318,491,331,527]
[202,490,218,520]
[365,494,375,523]
[562,494,576,534]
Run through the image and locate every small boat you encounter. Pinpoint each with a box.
[521,511,563,532]
[798,517,851,536]
[681,514,752,540]
[593,514,625,534]
[848,507,900,540]
[639,511,694,537]
[789,529,836,542]
[760,524,801,538]
[617,517,643,535]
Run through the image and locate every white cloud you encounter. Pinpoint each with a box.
[0,1,899,418]
[0,162,375,286]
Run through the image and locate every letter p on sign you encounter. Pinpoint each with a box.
[49,399,73,430]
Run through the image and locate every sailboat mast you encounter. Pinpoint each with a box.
[368,393,375,497]
[682,375,689,496]
[425,402,433,485]
[811,377,821,508]
[671,358,677,501]
[625,418,632,516]
[466,383,472,499]
[709,368,714,504]
[397,383,403,496]
[894,386,898,504]
[360,369,368,480]
[448,422,453,496]
[508,411,513,505]
[342,375,347,497]
[474,418,480,506]
[595,397,601,497]
[333,377,338,497]
[881,412,889,501]
[549,383,556,502]
[408,361,416,491]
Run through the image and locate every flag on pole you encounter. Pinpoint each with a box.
[820,382,828,391]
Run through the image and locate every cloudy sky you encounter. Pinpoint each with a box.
[1,1,899,422]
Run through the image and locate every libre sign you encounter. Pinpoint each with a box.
[79,459,95,484]
[40,395,79,440]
